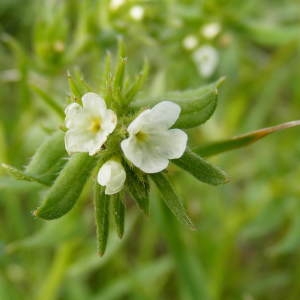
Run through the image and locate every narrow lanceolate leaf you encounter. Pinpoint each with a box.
[126,168,149,215]
[30,84,64,118]
[112,193,125,238]
[131,78,224,128]
[67,70,89,99]
[194,120,300,157]
[94,184,110,256]
[173,149,229,185]
[151,173,195,230]
[34,153,97,220]
[124,59,149,104]
[241,22,300,47]
[25,131,67,185]
[114,57,127,91]
[1,163,47,185]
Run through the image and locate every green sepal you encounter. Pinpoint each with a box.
[112,193,125,238]
[113,41,127,92]
[124,59,149,104]
[126,167,149,215]
[173,148,229,185]
[194,120,300,157]
[131,78,224,128]
[94,184,110,256]
[150,172,195,230]
[25,131,67,185]
[0,163,47,186]
[67,69,90,99]
[34,153,97,220]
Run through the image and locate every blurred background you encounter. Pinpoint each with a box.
[1,0,300,299]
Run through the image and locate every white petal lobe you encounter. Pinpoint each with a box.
[97,160,126,195]
[64,92,117,156]
[121,101,187,174]
[82,92,107,115]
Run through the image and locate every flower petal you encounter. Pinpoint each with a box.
[65,130,108,156]
[65,130,94,154]
[121,137,169,173]
[88,132,108,156]
[101,109,117,134]
[65,103,85,129]
[97,160,126,195]
[127,101,181,134]
[149,129,188,159]
[97,162,112,186]
[82,92,107,116]
[127,109,151,134]
[146,101,181,130]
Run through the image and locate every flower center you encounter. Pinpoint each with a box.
[135,131,148,142]
[89,118,101,133]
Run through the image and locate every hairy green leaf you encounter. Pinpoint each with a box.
[94,184,110,256]
[1,163,47,185]
[124,59,149,104]
[151,173,195,229]
[173,149,229,185]
[25,131,67,185]
[67,69,90,99]
[112,193,125,238]
[126,168,149,215]
[34,153,97,220]
[131,78,224,128]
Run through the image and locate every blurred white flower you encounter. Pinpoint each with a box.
[65,92,117,156]
[193,45,219,78]
[110,0,125,10]
[182,35,198,50]
[130,5,144,21]
[121,101,187,173]
[97,160,126,195]
[201,22,221,39]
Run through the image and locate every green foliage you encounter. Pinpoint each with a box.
[35,153,97,220]
[94,184,110,256]
[1,0,300,299]
[25,131,67,184]
[151,173,195,229]
[132,78,223,128]
[112,193,125,238]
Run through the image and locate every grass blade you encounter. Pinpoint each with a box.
[195,120,300,157]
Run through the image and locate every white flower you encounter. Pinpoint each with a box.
[110,0,125,10]
[64,92,117,156]
[97,160,126,195]
[193,45,219,78]
[121,101,188,173]
[201,22,221,39]
[129,5,144,21]
[182,35,198,50]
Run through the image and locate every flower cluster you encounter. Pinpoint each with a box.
[64,93,188,195]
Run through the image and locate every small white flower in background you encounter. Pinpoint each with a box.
[182,35,198,50]
[121,101,188,173]
[130,5,144,21]
[65,92,117,156]
[201,22,221,39]
[193,45,219,78]
[110,0,125,10]
[97,160,126,195]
